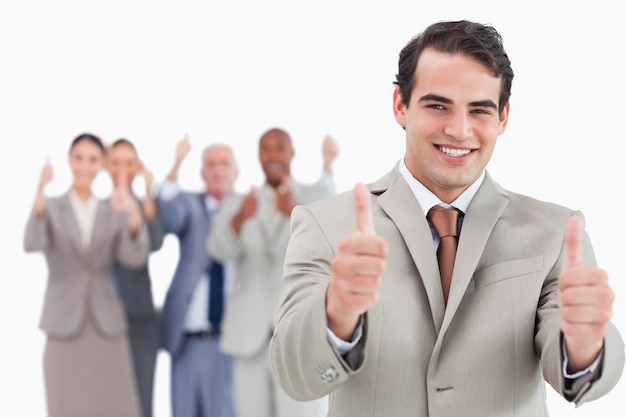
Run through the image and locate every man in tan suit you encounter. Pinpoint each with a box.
[207,128,338,417]
[270,20,625,416]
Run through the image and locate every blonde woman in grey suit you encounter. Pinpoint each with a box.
[24,133,149,417]
[106,138,164,417]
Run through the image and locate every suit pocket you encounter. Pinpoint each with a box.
[473,255,543,289]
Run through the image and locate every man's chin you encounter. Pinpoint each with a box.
[266,179,282,188]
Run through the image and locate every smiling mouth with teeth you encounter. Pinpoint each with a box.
[438,146,472,157]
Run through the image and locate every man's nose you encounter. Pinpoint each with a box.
[443,111,472,141]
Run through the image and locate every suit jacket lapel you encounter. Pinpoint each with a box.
[439,173,510,335]
[59,194,88,265]
[199,193,210,223]
[87,201,114,266]
[373,166,446,333]
[256,185,283,242]
[372,168,511,337]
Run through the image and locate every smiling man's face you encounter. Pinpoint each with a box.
[259,129,294,189]
[394,48,509,203]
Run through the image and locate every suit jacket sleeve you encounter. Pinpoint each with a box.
[113,212,149,269]
[301,175,336,205]
[147,216,165,252]
[24,209,49,253]
[535,211,625,406]
[270,204,366,401]
[158,190,190,236]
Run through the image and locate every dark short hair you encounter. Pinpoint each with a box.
[259,127,293,150]
[69,133,105,154]
[393,20,514,113]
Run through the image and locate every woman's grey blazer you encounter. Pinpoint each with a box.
[24,194,149,339]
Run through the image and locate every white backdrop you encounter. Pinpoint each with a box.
[1,0,625,415]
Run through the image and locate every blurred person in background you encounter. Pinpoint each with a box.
[106,138,164,417]
[24,132,148,417]
[207,128,339,417]
[158,135,238,417]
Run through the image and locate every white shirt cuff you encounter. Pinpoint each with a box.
[562,339,603,379]
[326,316,364,356]
[159,180,179,201]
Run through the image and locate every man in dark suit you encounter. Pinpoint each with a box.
[106,139,164,417]
[270,20,624,416]
[158,135,238,417]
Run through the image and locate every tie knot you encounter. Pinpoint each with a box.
[427,206,460,238]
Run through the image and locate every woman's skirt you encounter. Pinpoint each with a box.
[43,314,141,417]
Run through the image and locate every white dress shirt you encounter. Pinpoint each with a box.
[68,191,98,248]
[159,181,234,332]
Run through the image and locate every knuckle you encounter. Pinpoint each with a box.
[378,260,387,275]
[600,287,615,304]
[337,238,352,253]
[597,268,609,283]
[330,258,343,276]
[600,308,613,322]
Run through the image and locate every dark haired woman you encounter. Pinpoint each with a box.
[24,133,148,417]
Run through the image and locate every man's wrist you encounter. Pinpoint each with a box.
[564,337,604,373]
[326,298,362,341]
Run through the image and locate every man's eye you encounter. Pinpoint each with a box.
[471,109,490,115]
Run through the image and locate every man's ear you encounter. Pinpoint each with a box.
[393,87,407,129]
[498,101,511,134]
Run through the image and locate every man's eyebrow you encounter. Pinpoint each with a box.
[418,94,452,104]
[469,100,498,110]
[418,94,498,111]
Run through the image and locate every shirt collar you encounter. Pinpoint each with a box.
[204,193,220,211]
[68,190,98,211]
[398,158,484,216]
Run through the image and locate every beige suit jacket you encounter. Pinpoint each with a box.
[24,194,149,339]
[208,178,335,357]
[270,167,625,416]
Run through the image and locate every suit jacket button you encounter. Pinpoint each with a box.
[321,366,339,383]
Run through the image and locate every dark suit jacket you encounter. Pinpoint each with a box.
[24,194,149,339]
[270,167,625,416]
[112,209,164,320]
[158,190,218,358]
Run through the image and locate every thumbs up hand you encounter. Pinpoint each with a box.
[231,187,258,235]
[558,215,614,372]
[326,183,388,340]
[176,134,192,163]
[109,171,134,212]
[322,134,340,174]
[39,159,54,189]
[110,170,143,237]
[34,159,54,218]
